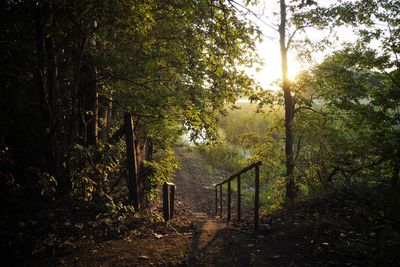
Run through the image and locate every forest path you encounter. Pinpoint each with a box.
[53,146,273,266]
[173,146,229,216]
[32,147,400,266]
[169,146,271,265]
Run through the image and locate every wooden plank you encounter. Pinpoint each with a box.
[124,113,139,211]
[254,165,260,231]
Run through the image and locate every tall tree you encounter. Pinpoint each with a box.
[279,0,296,204]
[274,0,331,203]
[0,0,260,200]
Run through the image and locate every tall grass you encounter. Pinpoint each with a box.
[198,102,287,215]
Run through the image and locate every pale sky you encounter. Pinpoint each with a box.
[237,0,358,90]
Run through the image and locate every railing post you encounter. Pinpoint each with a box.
[254,165,260,231]
[237,175,241,222]
[215,162,262,226]
[228,180,231,222]
[170,184,175,219]
[215,185,218,214]
[163,182,170,221]
[219,184,222,216]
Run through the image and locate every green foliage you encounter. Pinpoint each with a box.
[197,140,246,172]
[68,141,126,202]
[219,103,271,145]
[0,0,260,203]
[21,167,59,199]
[143,148,179,200]
[199,102,287,212]
[37,171,58,198]
[1,0,398,222]
[102,0,261,140]
[303,45,399,184]
[101,201,135,223]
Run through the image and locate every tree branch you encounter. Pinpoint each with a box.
[294,135,303,161]
[294,105,326,115]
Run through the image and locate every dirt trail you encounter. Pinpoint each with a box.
[14,146,398,266]
[50,146,272,266]
[173,146,229,216]
[170,147,271,266]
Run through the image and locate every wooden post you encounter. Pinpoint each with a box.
[215,186,218,214]
[124,113,139,211]
[219,185,223,216]
[254,165,260,231]
[163,182,175,221]
[228,180,231,222]
[237,175,241,222]
[170,184,175,219]
[163,182,170,221]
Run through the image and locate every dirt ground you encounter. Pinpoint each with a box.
[5,146,399,266]
[28,146,272,266]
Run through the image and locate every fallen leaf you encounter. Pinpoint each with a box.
[154,233,163,239]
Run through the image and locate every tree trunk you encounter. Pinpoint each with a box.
[49,42,66,194]
[391,149,400,185]
[86,67,98,146]
[279,0,296,204]
[136,137,154,209]
[34,2,70,194]
[79,61,98,145]
[124,113,139,210]
[98,95,109,140]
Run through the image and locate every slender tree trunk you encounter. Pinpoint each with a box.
[47,36,66,192]
[279,0,296,204]
[34,2,69,194]
[34,2,47,110]
[106,97,113,130]
[67,35,86,145]
[79,61,98,145]
[98,95,108,140]
[86,66,98,145]
[138,137,154,209]
[391,149,400,185]
[124,113,139,210]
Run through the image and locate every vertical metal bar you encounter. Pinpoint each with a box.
[170,184,175,219]
[162,182,170,221]
[219,184,223,216]
[254,165,260,231]
[237,175,241,222]
[228,180,231,222]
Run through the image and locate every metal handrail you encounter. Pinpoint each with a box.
[215,161,262,231]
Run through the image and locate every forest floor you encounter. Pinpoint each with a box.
[2,146,400,266]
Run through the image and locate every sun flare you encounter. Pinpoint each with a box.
[247,40,304,91]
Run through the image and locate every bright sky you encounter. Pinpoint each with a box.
[250,41,302,89]
[237,1,358,91]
